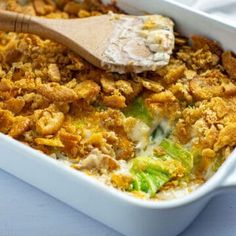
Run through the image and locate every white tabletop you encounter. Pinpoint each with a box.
[0,169,235,236]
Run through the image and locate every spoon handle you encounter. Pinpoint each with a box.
[0,10,70,45]
[0,10,35,33]
[0,10,54,40]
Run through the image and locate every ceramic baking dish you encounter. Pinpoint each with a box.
[1,1,236,236]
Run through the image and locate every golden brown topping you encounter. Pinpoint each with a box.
[147,90,176,103]
[35,137,64,147]
[74,80,100,102]
[223,82,236,96]
[103,92,126,109]
[35,108,65,135]
[184,69,197,80]
[174,120,191,144]
[115,80,133,95]
[4,97,25,114]
[111,173,133,190]
[189,70,231,101]
[197,148,216,176]
[84,132,116,157]
[101,76,134,96]
[164,65,185,84]
[139,78,164,93]
[5,48,22,64]
[63,2,81,15]
[192,35,222,56]
[222,51,236,80]
[8,116,31,138]
[127,80,143,101]
[177,48,219,71]
[23,93,49,110]
[193,50,219,71]
[14,78,37,90]
[114,135,134,160]
[78,9,91,18]
[214,123,236,151]
[98,109,125,128]
[171,83,193,103]
[0,110,14,133]
[59,130,81,158]
[208,97,229,119]
[190,75,221,101]
[38,83,78,102]
[48,63,61,82]
[0,79,13,91]
[202,148,216,159]
[100,76,116,93]
[146,90,180,119]
[33,0,56,15]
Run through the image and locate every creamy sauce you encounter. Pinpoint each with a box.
[138,119,171,157]
[124,117,151,151]
[156,182,201,200]
[102,13,175,73]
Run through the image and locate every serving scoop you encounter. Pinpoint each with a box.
[0,10,175,73]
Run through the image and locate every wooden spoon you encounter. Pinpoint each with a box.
[0,10,175,73]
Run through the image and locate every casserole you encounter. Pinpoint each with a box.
[1,0,236,236]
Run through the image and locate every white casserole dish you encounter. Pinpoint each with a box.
[1,1,236,235]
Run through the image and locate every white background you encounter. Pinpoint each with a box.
[0,169,236,236]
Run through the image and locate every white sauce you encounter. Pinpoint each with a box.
[125,118,151,150]
[102,13,175,73]
[156,182,201,200]
[138,119,171,157]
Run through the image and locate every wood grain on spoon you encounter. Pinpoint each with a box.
[0,10,175,73]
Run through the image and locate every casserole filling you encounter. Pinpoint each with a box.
[102,13,175,73]
[1,0,236,200]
